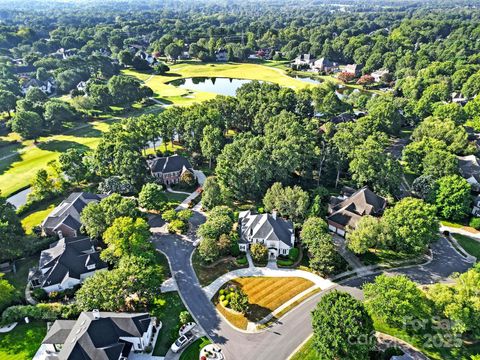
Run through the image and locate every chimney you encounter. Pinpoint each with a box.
[92,309,100,320]
[272,211,277,220]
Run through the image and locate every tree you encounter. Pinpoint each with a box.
[29,168,55,201]
[263,182,310,222]
[229,289,249,313]
[0,274,15,312]
[98,176,135,195]
[202,176,223,210]
[363,274,430,328]
[76,256,163,312]
[356,74,375,86]
[349,135,401,195]
[179,311,192,325]
[117,50,133,66]
[0,195,25,261]
[102,217,153,263]
[382,197,438,253]
[312,291,375,360]
[250,243,268,263]
[338,72,356,83]
[300,217,329,249]
[0,90,16,117]
[200,125,224,168]
[58,148,88,184]
[11,110,43,139]
[347,216,383,254]
[81,194,140,238]
[433,175,471,221]
[138,183,167,211]
[180,171,196,187]
[153,62,170,75]
[44,101,79,131]
[165,43,182,63]
[198,236,220,263]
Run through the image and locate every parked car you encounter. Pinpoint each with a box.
[179,322,196,336]
[170,331,195,353]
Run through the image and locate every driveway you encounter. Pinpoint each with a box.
[152,214,473,360]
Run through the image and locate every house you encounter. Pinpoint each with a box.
[327,186,387,236]
[451,92,468,105]
[472,195,480,216]
[458,155,480,192]
[148,154,195,185]
[313,57,338,73]
[76,81,87,92]
[41,310,156,359]
[41,192,105,237]
[293,53,315,67]
[238,210,295,259]
[21,78,56,95]
[136,50,157,65]
[343,64,363,77]
[215,49,228,62]
[371,68,389,82]
[28,236,107,293]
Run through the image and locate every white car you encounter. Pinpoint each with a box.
[179,322,196,336]
[170,331,194,353]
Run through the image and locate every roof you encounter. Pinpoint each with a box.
[239,211,294,247]
[42,192,103,233]
[458,155,480,182]
[149,154,193,174]
[37,237,107,288]
[344,64,362,73]
[327,186,386,229]
[43,311,152,360]
[314,57,335,68]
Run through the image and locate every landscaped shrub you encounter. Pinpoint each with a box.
[219,289,225,295]
[277,259,294,267]
[221,300,229,307]
[177,209,193,221]
[230,241,240,257]
[469,217,480,230]
[288,248,299,261]
[167,219,188,234]
[144,345,153,353]
[219,295,225,301]
[236,255,247,266]
[1,303,80,324]
[31,288,48,302]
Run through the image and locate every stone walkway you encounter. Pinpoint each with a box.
[245,252,254,268]
[332,234,365,272]
[202,267,334,300]
[174,190,201,211]
[161,277,178,293]
[440,225,480,240]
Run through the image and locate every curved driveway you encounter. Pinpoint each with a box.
[151,211,473,360]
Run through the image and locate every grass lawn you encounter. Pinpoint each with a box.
[123,61,311,106]
[164,191,189,204]
[152,292,187,356]
[0,321,47,360]
[360,248,423,267]
[192,251,248,287]
[20,200,59,234]
[4,255,39,303]
[215,277,314,329]
[179,337,211,360]
[453,234,480,258]
[0,119,115,197]
[290,337,319,360]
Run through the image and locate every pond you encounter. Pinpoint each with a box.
[292,75,322,85]
[6,187,31,209]
[168,77,254,97]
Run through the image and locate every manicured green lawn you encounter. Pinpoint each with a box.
[4,255,39,303]
[0,120,115,197]
[21,205,55,234]
[290,337,319,360]
[123,61,311,106]
[152,292,187,356]
[0,321,47,360]
[179,337,211,360]
[192,250,248,287]
[454,234,480,258]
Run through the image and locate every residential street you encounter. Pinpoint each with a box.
[152,210,474,360]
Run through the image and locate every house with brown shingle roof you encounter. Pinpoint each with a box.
[327,186,387,237]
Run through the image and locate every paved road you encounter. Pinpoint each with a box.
[152,213,474,360]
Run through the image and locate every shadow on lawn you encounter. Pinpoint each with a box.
[37,140,90,153]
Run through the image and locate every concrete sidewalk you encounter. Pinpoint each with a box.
[202,267,334,300]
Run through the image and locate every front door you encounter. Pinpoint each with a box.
[269,251,276,260]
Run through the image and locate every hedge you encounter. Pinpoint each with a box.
[1,303,80,325]
[277,259,294,267]
[288,248,300,261]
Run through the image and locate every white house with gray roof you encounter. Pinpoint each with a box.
[238,210,295,259]
[41,310,156,359]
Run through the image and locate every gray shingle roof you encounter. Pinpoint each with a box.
[43,312,152,360]
[42,192,103,233]
[327,186,386,229]
[149,154,193,174]
[239,211,294,247]
[37,237,107,288]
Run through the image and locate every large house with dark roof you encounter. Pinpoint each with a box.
[327,186,387,237]
[238,210,295,259]
[41,192,105,237]
[29,236,107,293]
[41,310,156,359]
[147,154,195,185]
[458,155,480,192]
